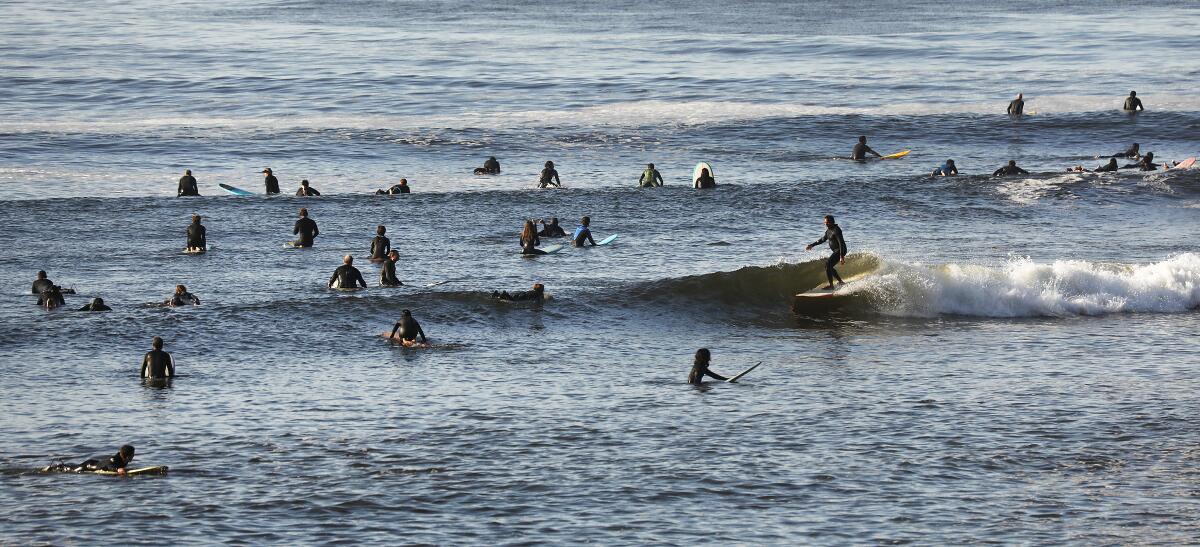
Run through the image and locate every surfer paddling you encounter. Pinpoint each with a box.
[474,156,501,175]
[388,309,427,345]
[44,445,136,475]
[805,215,848,290]
[493,283,545,303]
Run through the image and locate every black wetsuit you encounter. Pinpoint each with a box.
[187,221,206,250]
[539,223,566,237]
[177,175,199,196]
[695,174,715,189]
[78,301,111,311]
[265,174,280,194]
[380,257,402,287]
[483,158,500,174]
[1007,99,1024,115]
[168,292,200,306]
[140,349,175,379]
[539,168,561,188]
[293,217,319,247]
[1094,159,1119,172]
[521,233,543,255]
[296,186,321,196]
[329,264,367,289]
[32,278,53,294]
[993,165,1029,176]
[79,450,133,472]
[391,316,426,342]
[573,225,596,247]
[811,224,848,286]
[1124,97,1144,112]
[493,289,544,302]
[38,288,65,308]
[688,361,728,385]
[1112,146,1139,158]
[370,236,390,260]
[851,143,879,161]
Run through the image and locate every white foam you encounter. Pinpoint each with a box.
[853,254,1200,318]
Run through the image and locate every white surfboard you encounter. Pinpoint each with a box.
[693,162,714,188]
[727,362,762,383]
[597,234,618,246]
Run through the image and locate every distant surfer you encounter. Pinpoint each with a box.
[1093,158,1119,172]
[573,216,597,247]
[296,179,321,196]
[293,208,319,247]
[32,270,55,294]
[263,168,280,194]
[37,285,65,309]
[1121,152,1158,171]
[388,309,427,345]
[538,161,561,188]
[177,169,199,197]
[329,255,367,289]
[694,167,716,189]
[140,337,175,379]
[376,179,410,194]
[370,225,390,261]
[521,220,545,255]
[638,163,664,187]
[166,284,200,307]
[380,250,403,287]
[992,160,1029,176]
[474,156,501,175]
[493,283,545,303]
[1123,90,1144,112]
[78,297,111,311]
[44,445,136,475]
[1104,143,1140,159]
[539,218,567,237]
[688,348,727,385]
[186,214,206,251]
[931,159,958,177]
[1007,93,1024,116]
[851,136,881,161]
[805,214,848,290]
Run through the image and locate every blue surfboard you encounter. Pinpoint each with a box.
[219,183,255,196]
[597,234,618,246]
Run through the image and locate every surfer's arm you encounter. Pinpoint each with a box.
[586,232,596,246]
[389,323,401,339]
[328,271,339,288]
[416,325,427,343]
[705,369,728,381]
[140,353,149,378]
[355,271,367,288]
[868,147,881,157]
[166,353,175,378]
[293,222,300,235]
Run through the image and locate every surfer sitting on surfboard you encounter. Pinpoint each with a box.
[177,169,199,197]
[493,283,545,303]
[44,444,136,475]
[638,163,664,187]
[380,250,403,287]
[263,168,280,194]
[329,255,368,289]
[805,215,848,290]
[992,160,1029,177]
[688,348,728,385]
[166,284,200,307]
[293,208,319,247]
[369,226,391,262]
[931,159,958,177]
[186,214,207,252]
[538,218,567,237]
[695,168,715,189]
[521,220,545,255]
[573,216,597,247]
[388,309,427,345]
[474,156,501,175]
[851,136,882,161]
[538,161,561,188]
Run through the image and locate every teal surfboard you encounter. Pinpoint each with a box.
[597,234,618,246]
[219,183,254,196]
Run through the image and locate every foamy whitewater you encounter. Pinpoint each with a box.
[2,0,1199,544]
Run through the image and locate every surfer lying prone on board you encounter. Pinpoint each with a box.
[805,215,848,290]
[329,255,368,289]
[493,283,545,303]
[44,444,136,475]
[166,284,200,307]
[388,309,427,344]
[689,348,727,384]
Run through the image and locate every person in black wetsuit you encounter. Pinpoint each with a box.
[166,284,200,307]
[688,348,727,385]
[1123,91,1144,112]
[380,250,403,287]
[638,163,664,187]
[263,168,280,194]
[521,220,544,255]
[376,179,411,194]
[329,255,367,289]
[573,216,597,247]
[694,167,715,189]
[993,160,1029,176]
[38,285,65,309]
[177,170,199,196]
[389,309,427,344]
[369,226,390,261]
[474,156,501,175]
[493,283,545,303]
[296,179,321,196]
[539,218,567,237]
[140,336,175,379]
[851,136,881,161]
[1105,143,1140,159]
[293,208,319,247]
[78,297,111,311]
[186,214,206,251]
[1092,158,1120,172]
[1122,152,1158,171]
[32,270,53,294]
[805,215,848,290]
[45,445,136,474]
[1007,93,1024,116]
[538,161,561,188]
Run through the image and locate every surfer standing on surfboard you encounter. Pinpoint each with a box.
[805,215,848,290]
[851,136,881,161]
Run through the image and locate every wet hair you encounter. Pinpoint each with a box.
[581,215,590,225]
[184,170,191,175]
[402,309,412,316]
[545,161,554,168]
[399,178,408,185]
[550,217,559,225]
[192,214,201,223]
[92,297,104,306]
[824,215,835,223]
[152,337,163,349]
[694,348,711,365]
[533,283,545,291]
[522,220,537,243]
[119,445,135,460]
[175,284,187,294]
[301,179,309,186]
[946,159,955,165]
[488,156,496,161]
[37,270,46,279]
[647,163,654,169]
[299,208,308,217]
[387,249,399,258]
[858,136,867,143]
[263,168,272,173]
[1132,143,1139,148]
[1008,160,1017,166]
[700,168,709,177]
[376,225,386,235]
[1144,152,1154,161]
[1129,90,1136,96]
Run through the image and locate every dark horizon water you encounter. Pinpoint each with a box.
[2,0,1199,544]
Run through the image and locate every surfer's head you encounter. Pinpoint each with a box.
[858,136,866,143]
[174,284,187,295]
[946,159,955,166]
[581,216,590,226]
[92,297,105,307]
[1129,90,1136,97]
[647,163,654,169]
[1008,160,1017,167]
[532,283,544,293]
[694,348,711,365]
[119,445,135,462]
[152,336,163,350]
[402,309,412,317]
[545,161,554,168]
[299,207,308,218]
[184,169,191,176]
[1144,152,1154,161]
[262,168,272,174]
[387,249,399,260]
[37,270,46,280]
[377,225,386,236]
[300,179,310,187]
[1016,93,1023,100]
[824,215,835,226]
[192,214,201,223]
[399,178,408,186]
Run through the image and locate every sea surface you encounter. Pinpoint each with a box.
[2,0,1200,544]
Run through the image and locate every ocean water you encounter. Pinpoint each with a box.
[2,0,1200,544]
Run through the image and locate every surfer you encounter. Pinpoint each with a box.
[521,220,545,255]
[296,179,321,196]
[1121,152,1158,171]
[573,216,597,247]
[538,161,561,188]
[380,250,403,287]
[474,156,501,175]
[1092,158,1119,172]
[688,348,727,385]
[186,214,206,251]
[1104,143,1140,159]
[166,284,200,307]
[805,214,848,290]
[370,225,390,261]
[177,169,199,196]
[293,208,319,247]
[263,168,280,194]
[388,309,427,344]
[992,160,1029,176]
[932,159,958,177]
[140,336,175,379]
[37,285,66,309]
[538,217,567,237]
[638,163,664,187]
[32,270,55,294]
[851,136,881,161]
[1007,93,1024,116]
[695,167,716,189]
[492,283,545,303]
[1123,90,1144,112]
[45,445,136,475]
[376,179,411,194]
[329,255,368,289]
[78,297,111,311]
